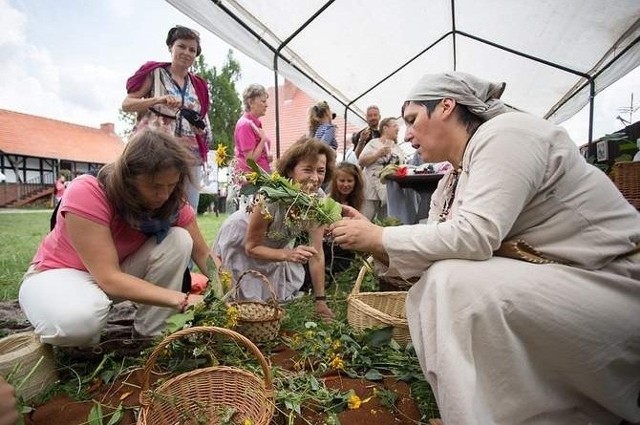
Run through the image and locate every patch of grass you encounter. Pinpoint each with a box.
[0,211,228,301]
[0,211,51,300]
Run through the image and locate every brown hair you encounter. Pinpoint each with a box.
[330,162,364,210]
[97,129,193,223]
[166,25,201,56]
[308,101,331,136]
[379,117,398,134]
[276,136,336,184]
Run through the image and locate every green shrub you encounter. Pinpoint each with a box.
[197,193,216,215]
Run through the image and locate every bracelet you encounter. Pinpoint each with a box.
[314,295,327,301]
[178,293,190,313]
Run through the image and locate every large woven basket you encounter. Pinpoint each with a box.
[347,260,411,346]
[613,161,640,209]
[137,326,274,425]
[0,332,57,402]
[230,270,285,343]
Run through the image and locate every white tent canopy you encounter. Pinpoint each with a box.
[167,0,640,148]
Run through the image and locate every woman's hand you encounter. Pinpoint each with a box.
[284,245,317,263]
[159,95,181,109]
[315,300,335,322]
[186,293,204,309]
[340,204,367,220]
[330,207,383,252]
[378,145,392,158]
[0,377,18,425]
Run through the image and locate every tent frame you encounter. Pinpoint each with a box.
[212,0,640,155]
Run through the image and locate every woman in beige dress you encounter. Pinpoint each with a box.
[331,72,640,425]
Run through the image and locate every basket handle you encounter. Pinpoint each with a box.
[350,256,374,296]
[139,326,273,407]
[234,269,279,306]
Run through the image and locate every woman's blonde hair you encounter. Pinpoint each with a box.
[97,129,193,223]
[242,84,268,111]
[276,136,336,184]
[330,162,364,210]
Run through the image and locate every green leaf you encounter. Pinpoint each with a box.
[364,368,384,381]
[320,197,342,223]
[365,327,393,347]
[106,404,124,425]
[88,403,103,425]
[247,158,262,174]
[239,184,259,196]
[389,339,401,351]
[165,310,195,334]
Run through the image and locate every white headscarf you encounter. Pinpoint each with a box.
[406,72,515,121]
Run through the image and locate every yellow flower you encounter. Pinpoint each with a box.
[261,209,273,221]
[269,171,281,181]
[347,393,361,410]
[332,340,341,350]
[219,270,233,292]
[245,172,258,184]
[215,144,228,167]
[243,420,253,425]
[225,305,239,328]
[291,334,302,347]
[329,355,345,370]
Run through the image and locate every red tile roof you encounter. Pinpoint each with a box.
[0,109,124,164]
[261,81,360,159]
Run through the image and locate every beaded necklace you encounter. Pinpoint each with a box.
[438,167,463,223]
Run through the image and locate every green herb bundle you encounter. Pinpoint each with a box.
[240,159,342,226]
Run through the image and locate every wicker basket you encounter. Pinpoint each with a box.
[613,161,640,209]
[137,326,274,425]
[230,270,285,343]
[347,260,411,346]
[0,332,57,402]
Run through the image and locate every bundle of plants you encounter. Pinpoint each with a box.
[241,159,343,227]
[142,273,260,375]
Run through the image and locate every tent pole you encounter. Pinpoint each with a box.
[273,0,335,158]
[451,0,457,70]
[212,0,347,157]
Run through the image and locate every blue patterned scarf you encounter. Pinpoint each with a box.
[129,211,180,243]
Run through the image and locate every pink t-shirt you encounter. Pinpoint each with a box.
[32,175,195,271]
[233,112,271,173]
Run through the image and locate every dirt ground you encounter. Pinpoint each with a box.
[24,354,422,425]
[1,301,424,425]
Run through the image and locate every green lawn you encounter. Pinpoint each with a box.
[0,211,227,301]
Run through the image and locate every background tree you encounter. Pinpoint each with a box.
[193,50,242,166]
[117,109,137,141]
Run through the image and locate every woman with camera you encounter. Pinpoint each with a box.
[123,25,211,210]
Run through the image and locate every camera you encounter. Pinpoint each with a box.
[179,108,206,130]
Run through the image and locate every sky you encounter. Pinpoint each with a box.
[1,0,638,145]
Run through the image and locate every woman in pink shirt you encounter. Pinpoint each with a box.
[19,130,211,347]
[229,84,272,210]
